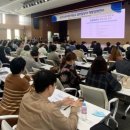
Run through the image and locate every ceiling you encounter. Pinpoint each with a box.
[0,0,85,15]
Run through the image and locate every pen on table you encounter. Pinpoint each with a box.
[64,105,70,110]
[63,97,84,110]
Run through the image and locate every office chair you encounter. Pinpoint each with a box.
[90,123,112,130]
[32,67,40,73]
[122,105,130,119]
[1,63,10,68]
[0,115,18,130]
[45,59,56,66]
[1,120,13,130]
[0,88,3,100]
[111,71,130,120]
[56,78,78,97]
[80,84,119,128]
[108,60,115,67]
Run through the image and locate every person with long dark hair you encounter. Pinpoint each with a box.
[85,56,121,99]
[93,42,102,56]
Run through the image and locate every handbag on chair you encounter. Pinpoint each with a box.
[121,75,130,89]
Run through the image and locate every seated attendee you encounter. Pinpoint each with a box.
[38,44,48,56]
[65,48,72,56]
[123,41,130,51]
[59,52,80,91]
[69,41,76,51]
[0,57,31,115]
[48,42,53,52]
[93,43,102,55]
[2,40,11,56]
[103,42,111,53]
[0,46,10,65]
[16,41,24,56]
[90,41,97,49]
[38,44,48,63]
[116,42,125,52]
[20,45,31,57]
[7,41,16,52]
[81,41,88,53]
[12,40,18,50]
[32,41,39,52]
[23,50,42,72]
[108,46,123,61]
[108,49,130,76]
[73,44,85,61]
[48,44,60,66]
[16,70,82,130]
[95,48,103,57]
[85,56,121,99]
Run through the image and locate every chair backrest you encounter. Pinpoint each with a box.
[90,123,112,130]
[32,67,40,73]
[10,52,18,58]
[1,120,13,130]
[0,88,3,100]
[111,70,127,80]
[108,60,115,66]
[56,78,64,90]
[2,63,10,68]
[80,84,109,109]
[45,59,55,66]
[56,78,78,96]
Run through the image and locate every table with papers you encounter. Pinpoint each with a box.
[0,67,11,82]
[117,87,130,97]
[49,89,110,130]
[40,64,53,70]
[75,61,91,70]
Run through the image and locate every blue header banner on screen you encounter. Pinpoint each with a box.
[51,16,57,22]
[111,2,122,12]
[52,2,122,22]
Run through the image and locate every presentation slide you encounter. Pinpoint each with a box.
[81,9,125,38]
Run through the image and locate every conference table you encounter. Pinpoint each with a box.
[88,49,93,56]
[75,61,92,70]
[86,56,108,62]
[40,63,53,70]
[49,89,110,130]
[0,67,11,82]
[0,63,53,82]
[117,87,130,97]
[6,55,15,61]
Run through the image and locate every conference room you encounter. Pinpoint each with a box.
[0,0,130,130]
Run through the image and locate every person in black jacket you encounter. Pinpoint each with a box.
[116,42,125,52]
[104,42,111,53]
[0,46,10,65]
[81,41,88,53]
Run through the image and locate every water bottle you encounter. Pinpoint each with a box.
[81,102,87,121]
